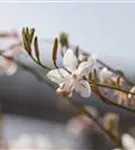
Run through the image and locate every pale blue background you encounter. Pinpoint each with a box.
[0,2,135,75]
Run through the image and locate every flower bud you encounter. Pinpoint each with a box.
[128,86,135,99]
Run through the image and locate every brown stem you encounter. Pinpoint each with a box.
[97,59,134,86]
[95,86,135,113]
[90,81,135,96]
[66,98,123,149]
[70,43,135,86]
[82,106,123,149]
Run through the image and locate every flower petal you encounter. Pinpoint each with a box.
[77,61,92,78]
[122,134,135,150]
[63,49,78,72]
[47,68,69,84]
[88,53,97,65]
[78,52,87,62]
[75,80,91,97]
[128,86,135,99]
[87,53,98,71]
[99,68,112,82]
[9,134,33,149]
[35,134,53,149]
[3,50,13,57]
[5,62,17,76]
[60,77,74,92]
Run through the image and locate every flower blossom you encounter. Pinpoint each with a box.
[8,134,54,149]
[0,30,22,76]
[128,86,135,99]
[99,67,112,82]
[112,133,135,150]
[47,49,96,97]
[78,51,87,62]
[0,50,17,76]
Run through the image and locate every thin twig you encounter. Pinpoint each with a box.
[97,59,134,86]
[70,43,134,86]
[0,53,125,148]
[95,86,135,113]
[66,97,123,149]
[90,81,135,96]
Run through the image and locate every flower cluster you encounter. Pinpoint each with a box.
[0,50,17,76]
[0,30,22,76]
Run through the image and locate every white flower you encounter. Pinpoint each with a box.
[112,134,135,150]
[47,49,94,97]
[78,51,87,62]
[0,50,17,76]
[8,134,54,149]
[99,67,112,82]
[9,134,33,149]
[128,86,135,99]
[35,134,53,149]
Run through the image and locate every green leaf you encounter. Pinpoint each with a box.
[52,37,58,68]
[116,75,121,87]
[59,32,69,48]
[22,28,29,52]
[29,28,35,44]
[34,36,40,62]
[22,28,27,49]
[93,69,97,81]
[25,27,30,44]
[22,28,31,55]
[116,69,124,76]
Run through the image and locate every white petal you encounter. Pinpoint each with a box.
[56,87,73,97]
[77,61,92,78]
[47,68,69,84]
[60,77,74,92]
[35,134,53,149]
[63,49,78,72]
[3,50,13,57]
[99,68,112,82]
[5,63,17,76]
[75,80,91,97]
[88,53,97,65]
[128,86,135,99]
[9,134,33,149]
[78,52,87,62]
[122,134,135,150]
[56,77,74,97]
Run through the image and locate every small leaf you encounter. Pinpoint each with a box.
[52,37,58,68]
[22,28,27,49]
[22,28,31,55]
[34,36,40,62]
[22,28,32,55]
[29,28,35,44]
[25,27,30,44]
[92,69,97,81]
[116,69,124,76]
[59,32,69,48]
[103,113,119,136]
[75,46,79,58]
[116,75,121,87]
[26,27,29,37]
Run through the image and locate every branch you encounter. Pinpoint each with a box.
[90,81,135,96]
[94,86,135,113]
[16,60,56,89]
[66,97,123,149]
[70,43,134,86]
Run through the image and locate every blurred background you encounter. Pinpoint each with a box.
[0,2,135,150]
